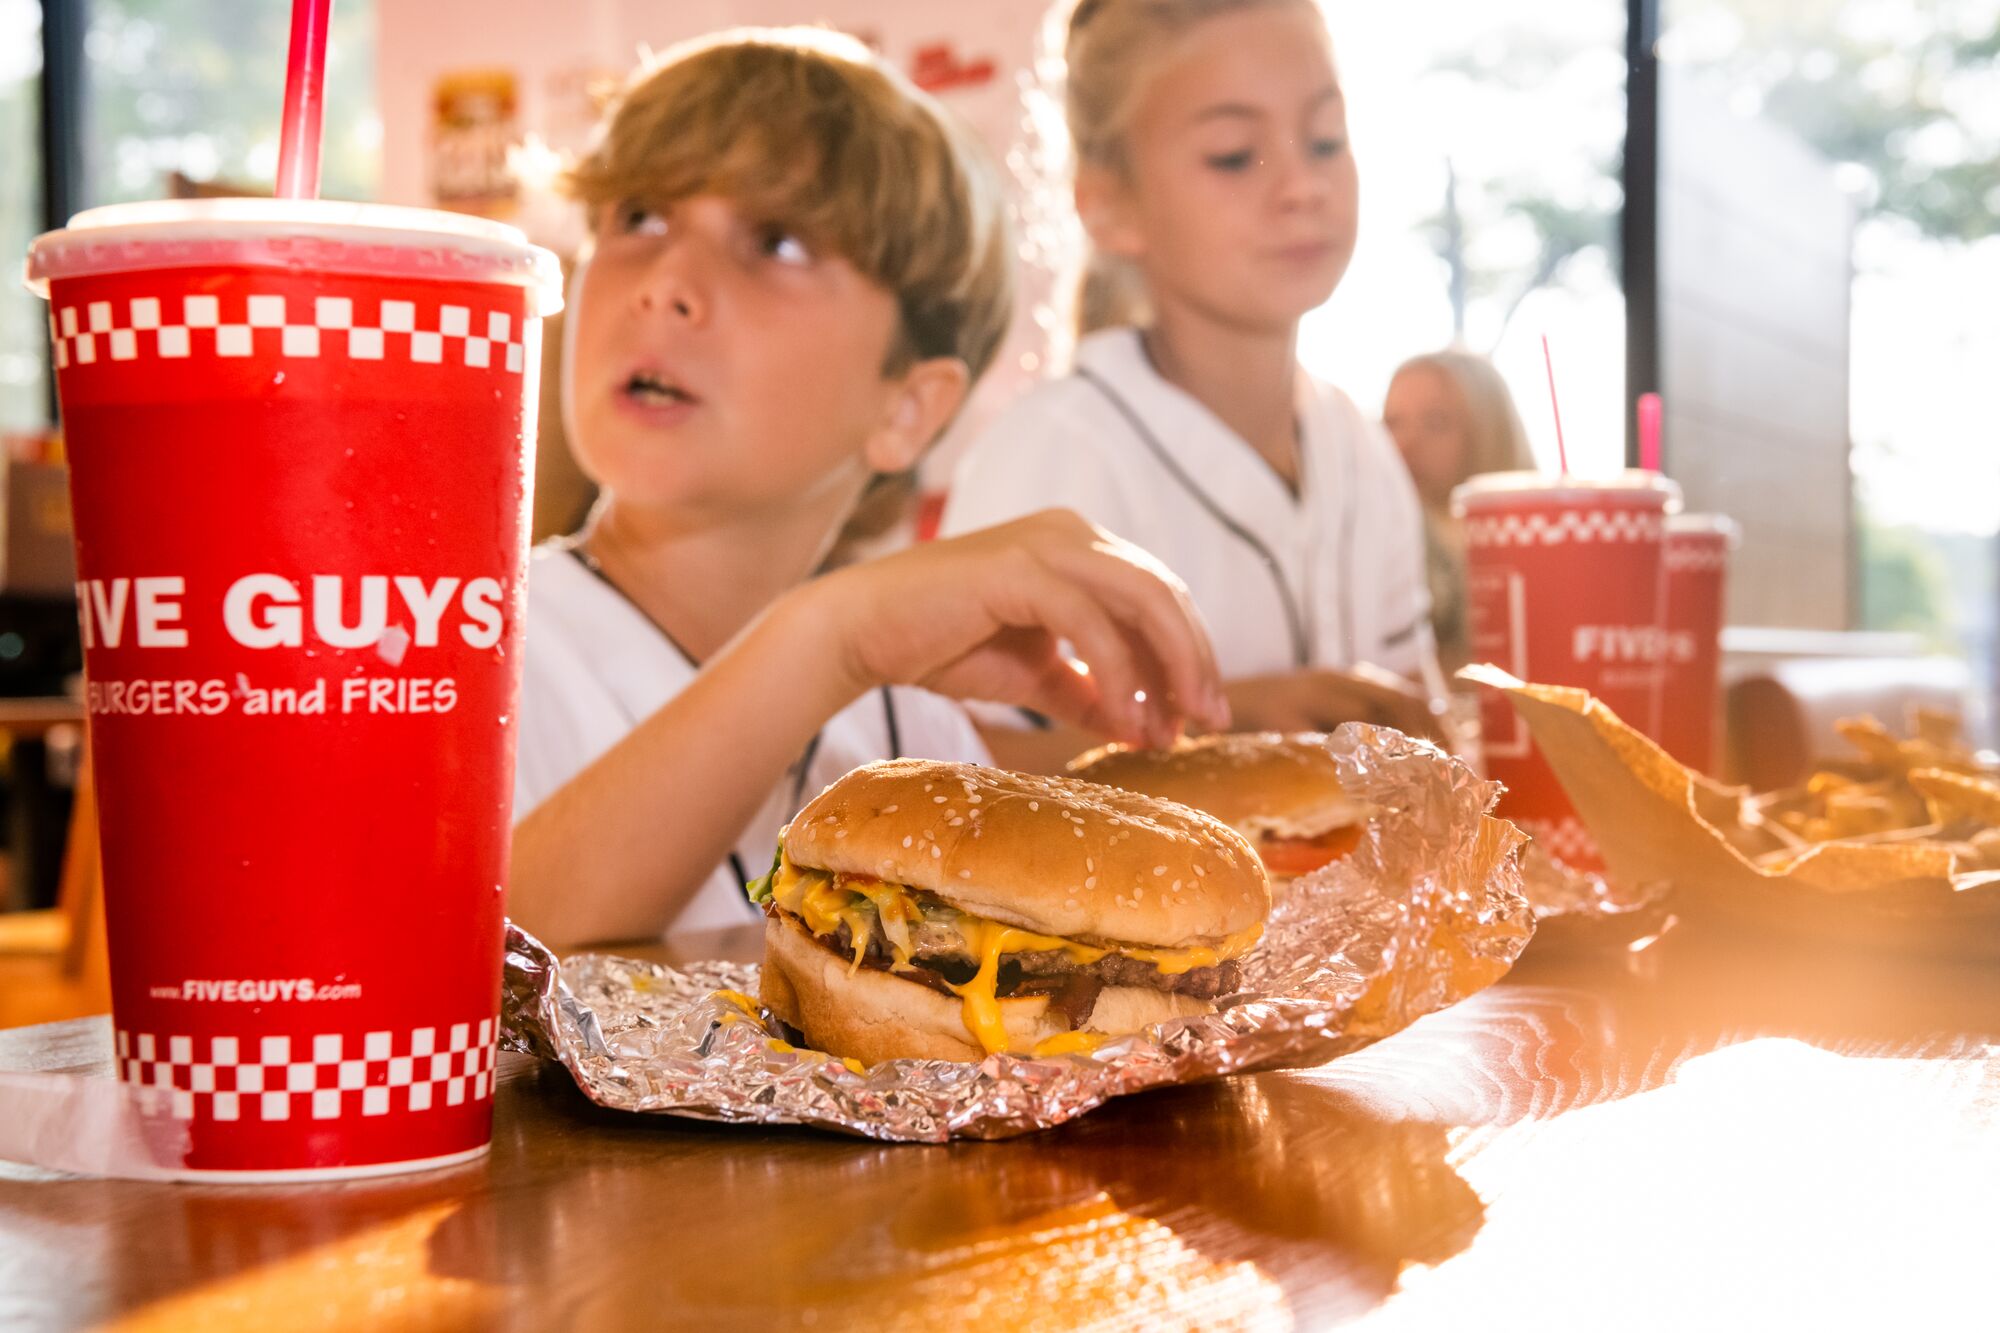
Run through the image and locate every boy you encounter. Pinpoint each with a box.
[508,29,1227,948]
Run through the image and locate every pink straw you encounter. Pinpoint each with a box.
[275,0,334,199]
[1541,334,1571,476]
[1637,392,1664,472]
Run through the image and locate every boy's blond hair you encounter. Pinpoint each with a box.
[570,28,1014,382]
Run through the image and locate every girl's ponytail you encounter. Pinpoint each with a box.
[1074,248,1150,337]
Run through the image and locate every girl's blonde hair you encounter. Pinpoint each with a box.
[1392,349,1539,485]
[1050,0,1317,338]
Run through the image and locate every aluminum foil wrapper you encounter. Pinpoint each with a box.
[1516,841,1669,921]
[502,725,1534,1142]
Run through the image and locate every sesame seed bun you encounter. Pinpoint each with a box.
[758,913,1216,1065]
[1067,733,1368,843]
[782,759,1268,948]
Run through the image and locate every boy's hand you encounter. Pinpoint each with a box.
[1224,665,1446,743]
[806,510,1230,748]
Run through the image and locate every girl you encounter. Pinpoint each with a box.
[941,0,1443,764]
[1382,349,1538,675]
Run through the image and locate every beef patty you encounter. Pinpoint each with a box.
[783,907,1243,1022]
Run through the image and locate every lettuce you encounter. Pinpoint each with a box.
[744,842,783,905]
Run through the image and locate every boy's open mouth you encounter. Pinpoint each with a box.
[624,369,698,407]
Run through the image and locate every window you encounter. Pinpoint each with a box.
[0,1,379,434]
[0,0,43,432]
[1309,0,1631,474]
[1661,0,2000,716]
[83,0,379,206]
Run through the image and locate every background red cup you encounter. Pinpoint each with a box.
[25,200,560,1179]
[1656,513,1740,777]
[1453,471,1681,872]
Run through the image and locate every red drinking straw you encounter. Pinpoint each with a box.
[275,0,335,199]
[1541,333,1571,476]
[1637,391,1664,472]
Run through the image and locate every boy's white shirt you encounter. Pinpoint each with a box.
[941,327,1437,687]
[513,545,992,938]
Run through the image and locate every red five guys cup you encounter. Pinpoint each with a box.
[25,199,561,1179]
[1452,471,1681,874]
[1656,513,1740,778]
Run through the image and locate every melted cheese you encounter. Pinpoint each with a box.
[713,989,761,1021]
[945,918,1073,1056]
[766,1036,867,1077]
[770,860,848,935]
[715,983,866,1075]
[770,855,1263,1056]
[952,917,1108,967]
[1031,1031,1109,1058]
[1122,925,1265,976]
[838,908,873,971]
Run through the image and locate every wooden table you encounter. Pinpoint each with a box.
[4,921,1998,1331]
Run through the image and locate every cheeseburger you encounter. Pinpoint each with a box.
[1068,733,1368,884]
[750,759,1269,1065]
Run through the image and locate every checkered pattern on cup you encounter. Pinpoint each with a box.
[50,294,528,373]
[1664,540,1730,574]
[114,1019,499,1123]
[1518,816,1601,867]
[1463,509,1666,548]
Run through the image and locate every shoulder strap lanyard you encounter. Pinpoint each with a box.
[881,686,903,760]
[564,543,897,909]
[1076,367,1313,669]
[792,687,898,807]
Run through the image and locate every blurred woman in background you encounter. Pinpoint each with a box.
[1382,350,1537,676]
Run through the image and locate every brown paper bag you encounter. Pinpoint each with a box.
[1461,666,2000,957]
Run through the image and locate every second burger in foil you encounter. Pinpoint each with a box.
[748,759,1270,1066]
[1069,733,1371,887]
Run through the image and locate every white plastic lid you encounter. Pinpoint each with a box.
[1451,468,1683,516]
[24,198,563,316]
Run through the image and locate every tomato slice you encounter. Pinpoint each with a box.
[1258,826,1362,878]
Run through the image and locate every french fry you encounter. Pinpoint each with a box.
[1834,715,1910,771]
[1908,768,2000,827]
[1913,706,1963,750]
[1749,712,1992,861]
[1970,828,2000,871]
[1824,791,1899,837]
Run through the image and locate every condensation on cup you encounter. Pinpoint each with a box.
[24,199,562,1179]
[1452,470,1682,873]
[1657,513,1741,778]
